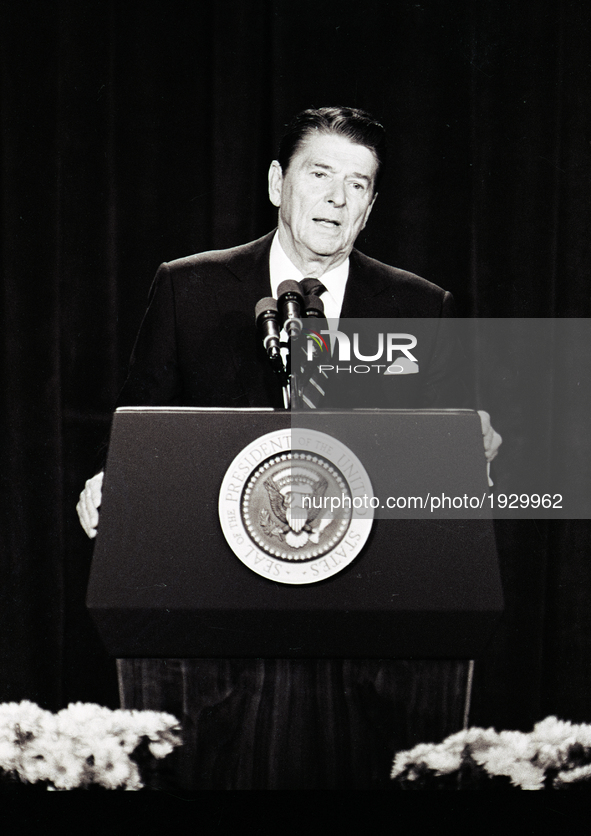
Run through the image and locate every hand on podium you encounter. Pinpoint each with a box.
[477,411,502,463]
[77,471,103,539]
[478,411,502,487]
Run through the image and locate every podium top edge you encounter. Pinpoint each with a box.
[114,407,476,415]
[115,407,276,413]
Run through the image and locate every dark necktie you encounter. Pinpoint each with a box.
[300,277,327,298]
[296,278,329,409]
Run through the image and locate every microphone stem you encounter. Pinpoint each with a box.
[289,370,303,410]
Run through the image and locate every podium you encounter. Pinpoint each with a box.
[87,408,503,789]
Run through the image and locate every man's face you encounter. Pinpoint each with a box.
[268,131,378,269]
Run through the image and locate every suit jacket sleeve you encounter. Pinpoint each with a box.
[116,262,183,408]
[418,290,472,409]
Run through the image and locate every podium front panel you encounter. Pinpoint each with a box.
[86,408,503,658]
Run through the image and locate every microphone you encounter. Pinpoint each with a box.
[303,295,325,318]
[255,297,282,362]
[277,280,304,339]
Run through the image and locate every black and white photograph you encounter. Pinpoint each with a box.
[1,0,590,812]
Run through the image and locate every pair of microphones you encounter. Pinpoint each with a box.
[255,280,325,367]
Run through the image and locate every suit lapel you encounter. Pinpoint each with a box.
[212,231,283,408]
[222,230,275,300]
[341,248,400,319]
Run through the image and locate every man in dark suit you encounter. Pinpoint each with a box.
[77,105,501,536]
[75,106,502,790]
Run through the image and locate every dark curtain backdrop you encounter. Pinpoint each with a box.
[1,0,590,739]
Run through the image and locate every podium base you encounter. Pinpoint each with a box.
[117,657,472,791]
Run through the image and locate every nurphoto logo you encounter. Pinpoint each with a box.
[304,329,419,375]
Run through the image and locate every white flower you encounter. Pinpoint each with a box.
[535,740,576,771]
[42,744,86,791]
[497,730,535,758]
[0,701,51,730]
[391,718,591,790]
[148,739,176,759]
[531,716,574,745]
[392,740,463,779]
[507,761,545,791]
[391,742,437,778]
[462,726,499,750]
[89,740,140,790]
[554,763,591,787]
[0,700,182,789]
[422,747,462,774]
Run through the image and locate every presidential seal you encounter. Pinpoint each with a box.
[218,428,374,584]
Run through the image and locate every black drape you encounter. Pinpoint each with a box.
[1,0,590,740]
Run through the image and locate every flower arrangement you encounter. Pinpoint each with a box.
[0,700,182,790]
[391,716,591,790]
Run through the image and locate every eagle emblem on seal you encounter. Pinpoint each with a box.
[260,466,332,549]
